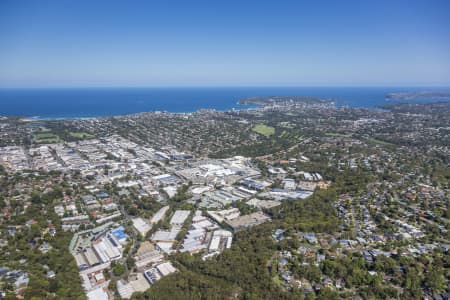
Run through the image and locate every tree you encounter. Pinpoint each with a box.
[113,264,126,277]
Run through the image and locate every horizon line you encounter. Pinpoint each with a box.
[1,84,450,89]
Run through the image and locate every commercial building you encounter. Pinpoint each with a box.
[143,262,177,284]
[226,212,271,232]
[170,210,191,226]
[132,218,152,237]
[134,242,164,271]
[150,206,170,224]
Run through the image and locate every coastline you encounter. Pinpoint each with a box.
[17,104,260,121]
[2,86,450,120]
[8,99,450,121]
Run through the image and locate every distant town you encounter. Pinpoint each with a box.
[385,91,450,101]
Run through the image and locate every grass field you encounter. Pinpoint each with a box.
[34,132,61,143]
[367,137,395,146]
[326,132,352,138]
[36,138,60,144]
[69,132,95,139]
[35,132,57,139]
[252,124,275,137]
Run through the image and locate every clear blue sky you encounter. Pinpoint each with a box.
[1,0,449,87]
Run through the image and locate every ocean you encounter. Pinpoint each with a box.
[0,87,449,119]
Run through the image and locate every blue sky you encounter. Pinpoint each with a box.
[0,0,449,87]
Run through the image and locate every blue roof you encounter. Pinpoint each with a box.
[96,192,110,198]
[112,227,127,240]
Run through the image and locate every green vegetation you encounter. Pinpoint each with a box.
[133,270,237,300]
[270,188,339,233]
[34,132,61,143]
[35,133,57,139]
[366,137,395,146]
[325,132,351,138]
[135,225,304,300]
[112,263,126,276]
[132,184,347,300]
[69,132,95,139]
[252,124,275,137]
[1,100,449,299]
[170,183,192,203]
[0,181,86,299]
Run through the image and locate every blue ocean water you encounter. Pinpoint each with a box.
[0,87,449,119]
